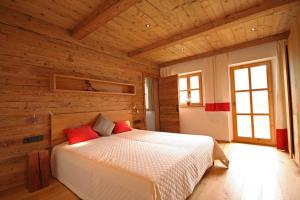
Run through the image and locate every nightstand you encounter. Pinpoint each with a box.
[132,119,145,129]
[27,149,49,192]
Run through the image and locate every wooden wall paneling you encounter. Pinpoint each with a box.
[0,7,159,192]
[153,79,160,131]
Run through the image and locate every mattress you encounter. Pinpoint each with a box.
[51,129,228,200]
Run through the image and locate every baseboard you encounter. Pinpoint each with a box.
[216,139,231,143]
[232,140,276,147]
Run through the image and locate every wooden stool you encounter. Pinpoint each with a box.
[27,149,49,192]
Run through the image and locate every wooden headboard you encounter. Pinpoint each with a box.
[50,110,132,147]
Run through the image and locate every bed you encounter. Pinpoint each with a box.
[50,110,229,200]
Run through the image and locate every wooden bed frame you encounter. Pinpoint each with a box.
[50,110,132,147]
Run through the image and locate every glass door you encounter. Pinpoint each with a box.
[230,61,275,145]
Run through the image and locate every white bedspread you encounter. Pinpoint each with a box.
[51,129,228,200]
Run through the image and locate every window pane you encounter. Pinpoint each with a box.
[252,90,269,114]
[254,116,271,139]
[179,78,187,90]
[236,92,251,114]
[179,91,188,104]
[234,68,249,90]
[251,65,268,89]
[190,76,199,89]
[191,90,200,103]
[237,115,252,137]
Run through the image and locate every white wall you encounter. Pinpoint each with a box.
[161,42,278,141]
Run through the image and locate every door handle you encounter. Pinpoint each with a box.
[176,104,179,113]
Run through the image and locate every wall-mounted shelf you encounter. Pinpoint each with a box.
[52,74,136,95]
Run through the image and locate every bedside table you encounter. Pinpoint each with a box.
[133,119,145,129]
[27,149,49,192]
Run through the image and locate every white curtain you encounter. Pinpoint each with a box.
[145,77,154,111]
[276,40,291,152]
[276,40,288,129]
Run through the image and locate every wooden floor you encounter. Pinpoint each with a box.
[1,143,299,200]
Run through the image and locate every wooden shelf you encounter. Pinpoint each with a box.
[52,74,136,95]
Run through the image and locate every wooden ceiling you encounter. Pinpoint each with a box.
[1,0,300,67]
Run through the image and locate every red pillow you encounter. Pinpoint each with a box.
[64,125,99,145]
[113,121,132,134]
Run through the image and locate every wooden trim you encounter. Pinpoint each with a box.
[267,60,276,145]
[180,104,205,108]
[178,72,204,107]
[232,140,276,147]
[128,0,297,57]
[248,67,255,141]
[71,0,139,39]
[153,79,160,131]
[160,32,289,67]
[230,61,275,146]
[235,88,269,92]
[216,140,231,143]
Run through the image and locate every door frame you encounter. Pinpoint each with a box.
[230,61,275,146]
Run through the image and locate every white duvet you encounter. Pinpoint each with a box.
[51,129,228,200]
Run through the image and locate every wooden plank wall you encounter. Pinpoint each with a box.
[0,6,159,191]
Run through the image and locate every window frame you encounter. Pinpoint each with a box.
[178,72,204,107]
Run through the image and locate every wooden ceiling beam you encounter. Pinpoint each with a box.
[71,0,140,39]
[159,32,289,67]
[128,0,297,57]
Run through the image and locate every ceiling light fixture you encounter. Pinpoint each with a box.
[145,24,150,28]
[251,27,257,32]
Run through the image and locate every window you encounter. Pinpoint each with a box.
[178,72,203,106]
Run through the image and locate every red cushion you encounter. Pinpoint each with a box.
[64,125,99,145]
[113,121,132,134]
